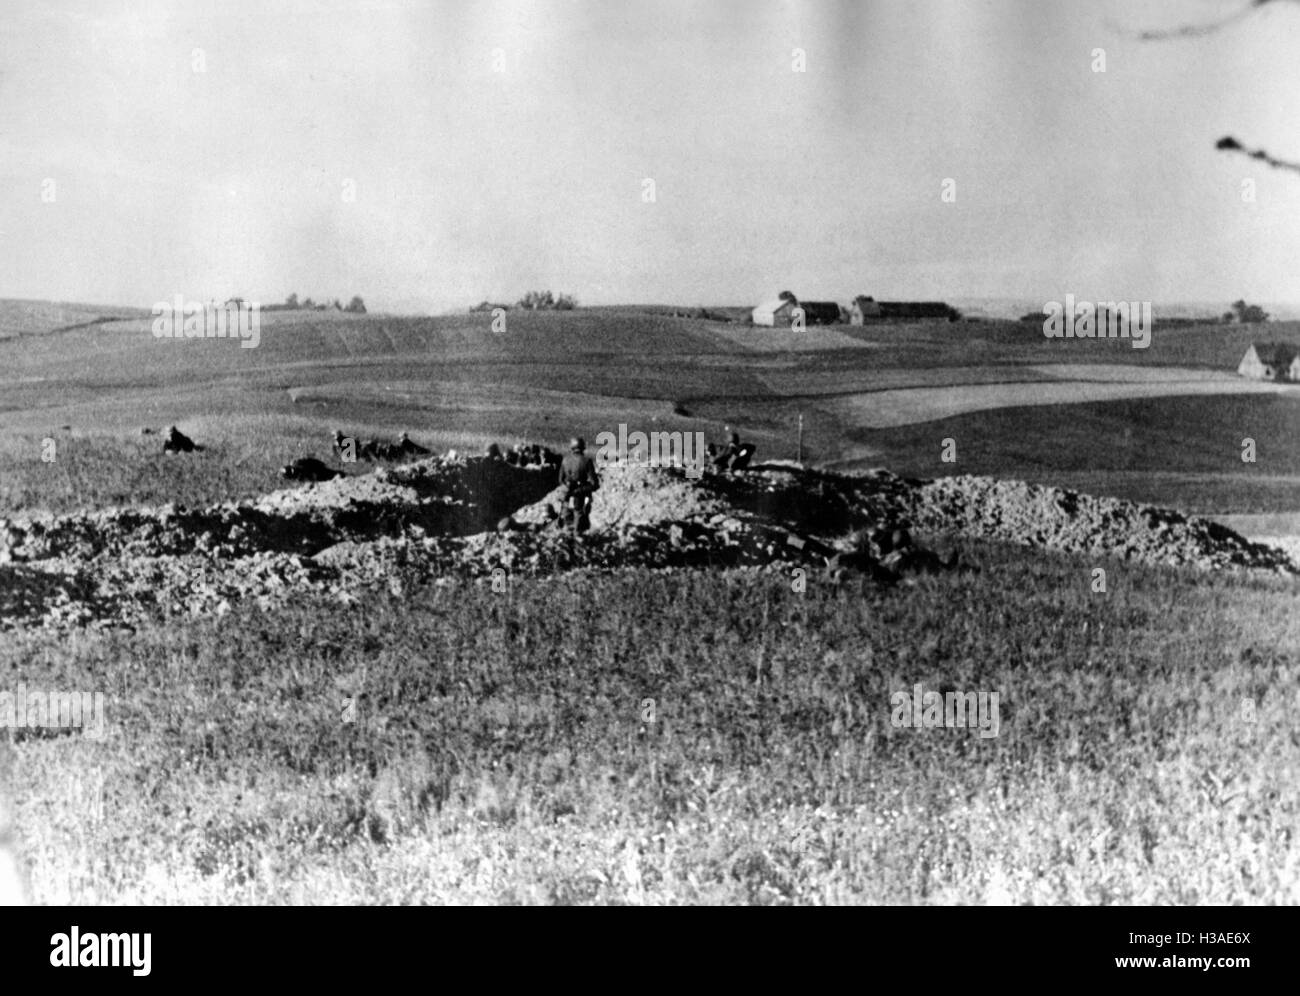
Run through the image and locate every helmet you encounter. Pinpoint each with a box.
[570,436,585,453]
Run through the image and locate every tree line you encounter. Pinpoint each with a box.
[266,293,366,313]
[470,290,577,312]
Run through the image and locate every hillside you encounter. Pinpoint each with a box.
[0,298,149,341]
[1,301,1297,524]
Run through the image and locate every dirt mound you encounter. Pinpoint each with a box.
[0,457,1293,632]
[908,476,1293,572]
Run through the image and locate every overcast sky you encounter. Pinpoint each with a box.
[2,0,1298,313]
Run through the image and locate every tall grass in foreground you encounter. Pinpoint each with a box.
[2,543,1297,904]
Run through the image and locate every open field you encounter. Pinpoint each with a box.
[1,304,1296,519]
[1,301,1298,905]
[6,548,1298,904]
[832,394,1300,515]
[820,369,1294,430]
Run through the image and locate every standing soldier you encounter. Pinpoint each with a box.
[558,436,600,534]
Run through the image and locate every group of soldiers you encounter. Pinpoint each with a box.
[548,428,760,534]
[549,428,758,534]
[191,417,953,574]
[550,432,958,579]
[332,429,430,463]
[484,441,562,468]
[157,423,432,472]
[279,430,434,483]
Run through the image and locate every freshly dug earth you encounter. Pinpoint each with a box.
[0,456,1293,632]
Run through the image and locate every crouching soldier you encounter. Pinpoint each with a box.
[712,430,757,473]
[558,436,600,534]
[162,425,200,454]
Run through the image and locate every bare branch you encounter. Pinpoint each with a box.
[1216,135,1300,174]
[1114,0,1278,41]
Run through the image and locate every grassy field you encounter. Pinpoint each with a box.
[1,303,1297,518]
[1,301,1298,905]
[836,394,1300,514]
[5,544,1297,904]
[0,299,148,341]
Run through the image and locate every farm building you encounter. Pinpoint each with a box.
[1238,342,1300,382]
[799,301,842,325]
[849,296,882,324]
[849,296,957,322]
[751,295,799,327]
[751,293,842,326]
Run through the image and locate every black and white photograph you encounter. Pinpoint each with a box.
[0,0,1296,933]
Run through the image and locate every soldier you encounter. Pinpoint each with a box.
[731,439,757,471]
[712,430,756,472]
[332,430,352,461]
[396,431,431,456]
[162,425,200,454]
[712,431,740,471]
[281,457,344,482]
[558,436,600,534]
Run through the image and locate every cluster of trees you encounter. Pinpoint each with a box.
[516,290,576,310]
[1223,299,1268,324]
[468,292,579,313]
[1018,300,1270,326]
[268,293,366,313]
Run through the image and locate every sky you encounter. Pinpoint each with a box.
[2,0,1299,314]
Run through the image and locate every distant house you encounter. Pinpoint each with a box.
[751,292,840,326]
[1238,342,1300,382]
[751,296,799,327]
[849,295,882,324]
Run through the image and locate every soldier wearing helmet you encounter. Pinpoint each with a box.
[558,436,600,533]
